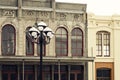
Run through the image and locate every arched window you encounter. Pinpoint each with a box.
[96,31,110,57]
[55,27,68,56]
[71,28,83,56]
[97,68,111,80]
[26,27,34,55]
[1,24,16,55]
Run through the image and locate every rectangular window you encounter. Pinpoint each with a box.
[96,31,110,57]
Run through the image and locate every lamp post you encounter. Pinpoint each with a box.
[27,21,54,80]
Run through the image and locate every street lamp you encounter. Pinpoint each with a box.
[27,21,54,80]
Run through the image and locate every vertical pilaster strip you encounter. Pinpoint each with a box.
[52,0,56,22]
[18,0,22,18]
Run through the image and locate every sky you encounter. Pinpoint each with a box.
[56,0,120,16]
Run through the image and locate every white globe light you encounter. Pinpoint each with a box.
[47,32,54,38]
[31,32,38,38]
[38,26,44,31]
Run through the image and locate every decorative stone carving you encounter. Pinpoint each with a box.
[2,10,16,17]
[56,13,67,21]
[56,13,67,26]
[72,14,84,27]
[23,10,50,20]
[73,14,83,22]
[22,10,36,17]
[39,11,50,19]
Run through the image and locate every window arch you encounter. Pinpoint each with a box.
[55,27,68,56]
[26,27,34,56]
[96,68,111,80]
[1,24,16,55]
[71,28,83,56]
[96,31,110,57]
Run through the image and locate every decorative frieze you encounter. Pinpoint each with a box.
[22,10,51,19]
[56,13,67,21]
[2,10,16,17]
[22,10,36,17]
[38,11,50,19]
[56,13,84,27]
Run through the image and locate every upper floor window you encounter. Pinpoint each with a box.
[26,27,34,56]
[55,27,68,56]
[97,68,111,80]
[1,24,16,55]
[96,31,110,57]
[71,28,83,56]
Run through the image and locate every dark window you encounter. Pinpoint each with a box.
[2,65,17,80]
[96,31,110,57]
[55,27,68,56]
[97,68,111,80]
[70,65,84,80]
[26,27,34,55]
[1,24,16,55]
[71,28,83,56]
[20,65,35,80]
[37,65,52,80]
[54,65,68,80]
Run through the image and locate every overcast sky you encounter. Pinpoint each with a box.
[56,0,120,16]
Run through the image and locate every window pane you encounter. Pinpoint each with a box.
[11,73,17,80]
[103,69,111,77]
[71,41,76,48]
[54,73,58,80]
[26,37,34,55]
[77,73,83,80]
[70,74,75,80]
[97,68,111,80]
[2,73,8,80]
[44,73,51,80]
[61,73,67,80]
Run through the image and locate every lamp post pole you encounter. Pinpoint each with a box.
[40,31,43,80]
[28,21,54,80]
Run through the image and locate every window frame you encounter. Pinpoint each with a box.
[71,28,83,56]
[1,24,16,56]
[96,31,110,57]
[96,68,111,80]
[55,27,68,56]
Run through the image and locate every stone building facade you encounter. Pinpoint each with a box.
[0,0,94,80]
